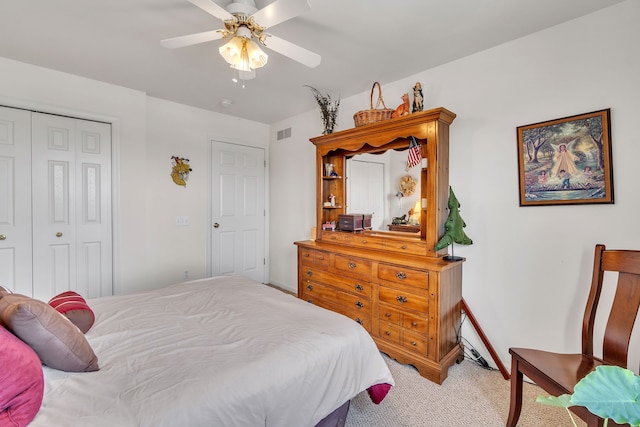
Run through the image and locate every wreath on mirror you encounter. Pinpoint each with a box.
[399,175,417,196]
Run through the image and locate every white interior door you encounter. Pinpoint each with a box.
[31,113,112,300]
[347,159,385,230]
[210,141,265,282]
[0,107,33,295]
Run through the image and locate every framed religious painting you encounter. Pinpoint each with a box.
[516,108,614,206]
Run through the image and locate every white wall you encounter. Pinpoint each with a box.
[0,58,269,294]
[269,0,640,370]
[145,97,269,287]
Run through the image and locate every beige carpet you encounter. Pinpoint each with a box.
[345,354,586,427]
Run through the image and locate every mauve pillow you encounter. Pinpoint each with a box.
[0,325,44,427]
[0,293,99,372]
[48,291,95,334]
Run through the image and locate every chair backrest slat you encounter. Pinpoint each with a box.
[581,244,605,356]
[602,273,640,367]
[602,250,640,275]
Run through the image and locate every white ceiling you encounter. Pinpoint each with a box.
[0,0,625,124]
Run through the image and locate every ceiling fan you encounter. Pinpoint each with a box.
[161,0,321,73]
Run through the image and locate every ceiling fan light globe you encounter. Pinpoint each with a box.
[220,36,267,71]
[219,36,245,65]
[245,39,268,69]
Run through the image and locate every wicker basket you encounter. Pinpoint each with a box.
[353,82,394,127]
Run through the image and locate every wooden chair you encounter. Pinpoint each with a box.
[506,244,640,427]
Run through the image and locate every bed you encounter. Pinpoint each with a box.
[4,276,393,426]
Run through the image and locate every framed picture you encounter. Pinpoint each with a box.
[516,109,614,206]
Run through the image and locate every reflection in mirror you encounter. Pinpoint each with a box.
[346,150,421,232]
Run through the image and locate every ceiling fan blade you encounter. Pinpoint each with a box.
[264,34,321,68]
[161,30,224,49]
[252,0,311,29]
[188,0,234,21]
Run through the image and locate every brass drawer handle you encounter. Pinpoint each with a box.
[318,256,324,260]
[306,284,313,291]
[396,296,407,304]
[385,331,391,336]
[355,283,364,291]
[355,318,363,325]
[348,262,356,269]
[0,234,5,240]
[385,312,392,317]
[395,272,407,280]
[355,301,364,308]
[412,321,418,327]
[401,245,407,250]
[304,253,310,257]
[411,341,417,346]
[306,270,313,276]
[361,240,367,244]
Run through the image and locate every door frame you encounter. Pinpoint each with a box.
[207,139,269,283]
[0,98,121,295]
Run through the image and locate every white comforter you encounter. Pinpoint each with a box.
[30,276,393,426]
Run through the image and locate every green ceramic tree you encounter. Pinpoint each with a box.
[434,186,472,260]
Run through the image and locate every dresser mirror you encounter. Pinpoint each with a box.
[346,148,422,232]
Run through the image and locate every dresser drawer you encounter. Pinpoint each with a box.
[300,284,371,332]
[379,304,428,333]
[378,321,400,344]
[401,330,427,356]
[331,304,372,332]
[334,254,372,277]
[301,280,371,313]
[379,306,401,325]
[300,268,371,298]
[379,285,428,314]
[378,263,429,290]
[322,232,383,250]
[299,248,330,267]
[382,239,427,256]
[402,311,428,334]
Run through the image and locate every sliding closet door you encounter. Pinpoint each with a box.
[31,113,112,300]
[0,107,33,295]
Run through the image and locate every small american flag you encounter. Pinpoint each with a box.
[406,136,422,171]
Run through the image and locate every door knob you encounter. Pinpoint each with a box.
[0,234,5,240]
[213,223,220,228]
[56,232,63,237]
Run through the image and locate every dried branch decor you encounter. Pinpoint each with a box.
[306,86,340,135]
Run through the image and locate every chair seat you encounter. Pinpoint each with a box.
[509,348,605,395]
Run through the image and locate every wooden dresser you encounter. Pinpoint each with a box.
[295,108,464,384]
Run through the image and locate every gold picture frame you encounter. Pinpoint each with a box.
[517,109,614,206]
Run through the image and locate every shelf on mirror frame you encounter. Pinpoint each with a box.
[322,176,342,179]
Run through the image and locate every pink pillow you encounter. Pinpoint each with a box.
[0,293,99,372]
[48,291,95,334]
[0,325,44,427]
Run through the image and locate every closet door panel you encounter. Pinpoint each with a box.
[0,107,32,295]
[76,119,111,298]
[32,113,77,300]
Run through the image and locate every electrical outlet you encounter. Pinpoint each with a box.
[183,270,189,279]
[176,216,190,226]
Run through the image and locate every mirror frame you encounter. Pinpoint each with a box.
[310,108,456,258]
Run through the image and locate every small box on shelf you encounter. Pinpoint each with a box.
[338,214,372,231]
